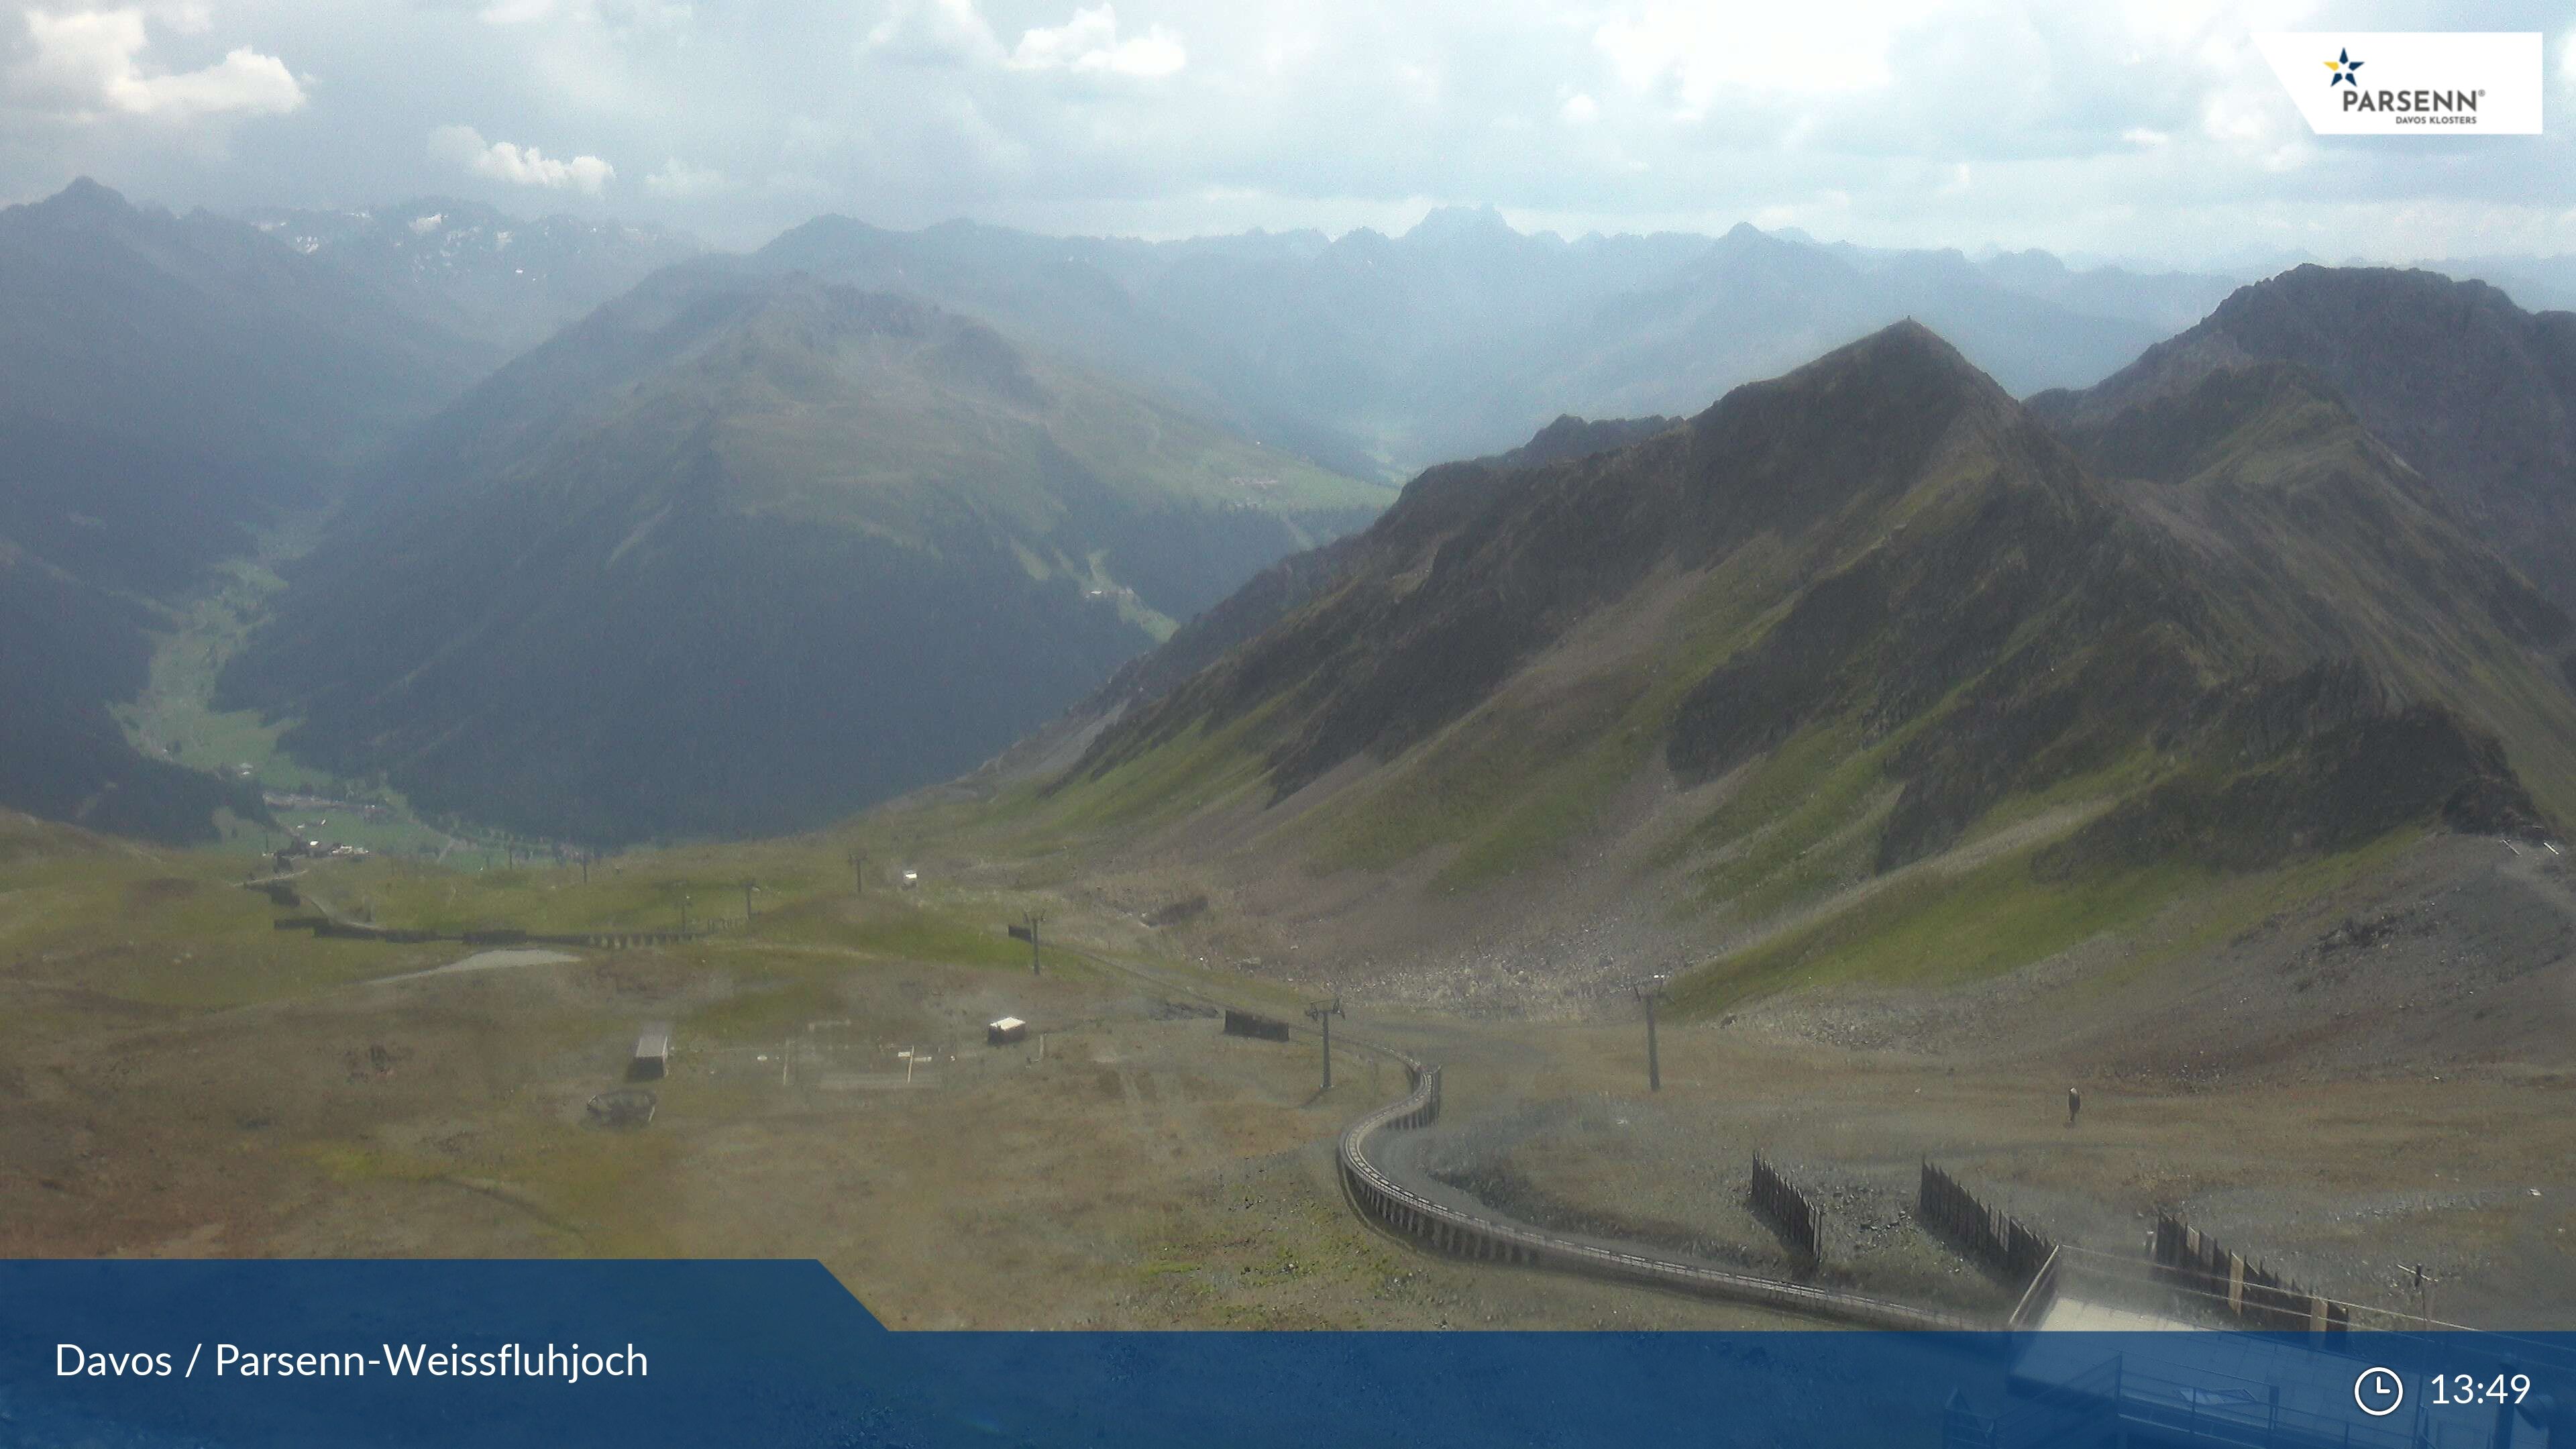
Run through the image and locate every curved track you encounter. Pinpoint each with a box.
[1047,941,1979,1328]
[1332,1042,1978,1330]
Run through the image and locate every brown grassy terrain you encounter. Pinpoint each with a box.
[5,808,2571,1330]
[0,813,1787,1328]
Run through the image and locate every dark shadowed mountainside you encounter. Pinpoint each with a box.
[1486,414,1680,470]
[989,319,2576,1013]
[979,411,1692,786]
[0,179,482,840]
[2036,266,2576,617]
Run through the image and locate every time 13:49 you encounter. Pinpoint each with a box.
[2428,1373,2532,1405]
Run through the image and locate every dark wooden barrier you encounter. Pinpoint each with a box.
[1222,1010,1292,1041]
[1919,1161,2055,1287]
[1335,1056,1970,1328]
[1749,1153,1825,1264]
[2151,1213,2348,1332]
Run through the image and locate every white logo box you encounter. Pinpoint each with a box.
[2255,32,2542,135]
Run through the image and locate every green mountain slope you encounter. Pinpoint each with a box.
[218,272,1389,844]
[998,319,2575,1012]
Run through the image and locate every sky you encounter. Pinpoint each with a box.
[2,0,2572,268]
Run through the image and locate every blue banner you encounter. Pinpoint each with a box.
[1,1260,2565,1447]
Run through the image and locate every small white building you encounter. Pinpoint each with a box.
[986,1016,1026,1046]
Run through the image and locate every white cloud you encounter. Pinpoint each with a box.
[474,0,693,30]
[1391,59,1439,106]
[1006,5,1185,78]
[643,156,725,198]
[476,0,557,25]
[16,6,305,119]
[1593,2,1915,118]
[429,123,615,194]
[156,1,209,36]
[864,0,1003,66]
[8,0,2571,266]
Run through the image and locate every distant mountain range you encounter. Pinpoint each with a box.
[751,206,2245,476]
[10,176,2576,864]
[215,269,1389,843]
[241,197,701,366]
[1004,270,2576,1009]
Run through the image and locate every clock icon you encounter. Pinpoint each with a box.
[2355,1366,2406,1417]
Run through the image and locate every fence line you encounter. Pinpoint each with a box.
[1918,1161,2056,1288]
[2149,1214,2351,1333]
[1748,1153,1825,1265]
[1334,1050,1972,1329]
[1221,1010,1292,1041]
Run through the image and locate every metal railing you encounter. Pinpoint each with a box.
[1334,1046,1978,1330]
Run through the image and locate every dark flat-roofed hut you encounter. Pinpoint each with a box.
[629,1022,672,1081]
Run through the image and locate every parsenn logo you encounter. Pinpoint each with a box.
[2255,33,2541,135]
[2329,42,2477,120]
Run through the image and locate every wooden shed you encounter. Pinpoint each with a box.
[986,1016,1026,1046]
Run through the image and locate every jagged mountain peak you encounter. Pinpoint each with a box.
[2054,260,2576,617]
[1774,316,1995,390]
[1025,316,2576,1012]
[11,177,168,241]
[37,175,130,215]
[1404,204,1519,246]
[1682,319,2044,506]
[2208,262,2535,334]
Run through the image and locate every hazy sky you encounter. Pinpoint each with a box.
[3,0,2571,266]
